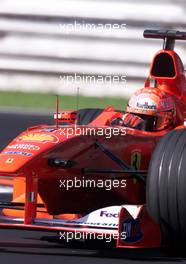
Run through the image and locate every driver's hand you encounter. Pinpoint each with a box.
[111,113,146,130]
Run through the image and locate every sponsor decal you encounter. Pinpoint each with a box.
[159,97,174,111]
[7,144,40,151]
[100,211,119,218]
[57,206,121,228]
[137,98,157,110]
[17,133,58,143]
[2,151,33,157]
[65,220,118,227]
[5,158,14,164]
[121,218,143,243]
[129,93,157,111]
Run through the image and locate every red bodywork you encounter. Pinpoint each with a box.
[0,42,186,248]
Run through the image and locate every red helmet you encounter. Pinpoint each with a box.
[126,87,176,131]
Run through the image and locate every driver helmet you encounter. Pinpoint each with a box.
[126,87,176,131]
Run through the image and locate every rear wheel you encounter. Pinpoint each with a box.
[147,129,186,246]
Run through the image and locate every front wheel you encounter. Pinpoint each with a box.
[146,128,186,245]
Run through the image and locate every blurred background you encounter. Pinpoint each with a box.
[0,0,185,110]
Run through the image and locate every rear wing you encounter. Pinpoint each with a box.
[144,29,186,50]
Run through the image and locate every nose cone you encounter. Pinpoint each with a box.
[0,130,59,173]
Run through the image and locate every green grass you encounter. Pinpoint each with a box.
[0,91,128,111]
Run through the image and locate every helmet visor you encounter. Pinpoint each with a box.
[136,111,173,131]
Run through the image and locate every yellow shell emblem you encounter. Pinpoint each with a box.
[19,133,57,143]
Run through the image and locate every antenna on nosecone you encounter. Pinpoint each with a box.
[76,87,80,111]
[55,94,59,129]
[75,87,80,125]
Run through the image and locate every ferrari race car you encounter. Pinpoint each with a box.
[0,29,186,248]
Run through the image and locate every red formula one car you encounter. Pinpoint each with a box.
[0,29,186,248]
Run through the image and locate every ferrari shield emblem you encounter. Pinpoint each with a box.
[131,151,141,170]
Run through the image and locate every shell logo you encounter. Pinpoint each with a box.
[18,133,58,143]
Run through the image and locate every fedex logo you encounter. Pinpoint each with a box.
[100,211,119,218]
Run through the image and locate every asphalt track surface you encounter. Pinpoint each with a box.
[0,111,185,264]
